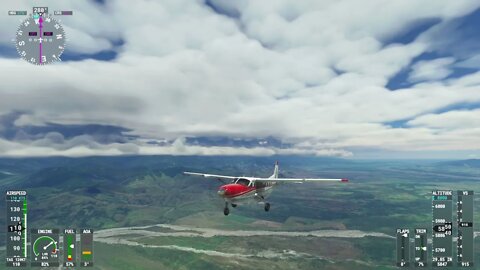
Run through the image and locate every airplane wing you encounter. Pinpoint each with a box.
[252,177,348,183]
[183,172,237,180]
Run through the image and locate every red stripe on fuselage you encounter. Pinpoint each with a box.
[226,187,257,198]
[219,184,256,198]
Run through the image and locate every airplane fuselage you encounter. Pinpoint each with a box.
[218,178,275,204]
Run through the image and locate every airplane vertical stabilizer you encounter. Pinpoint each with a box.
[270,161,279,179]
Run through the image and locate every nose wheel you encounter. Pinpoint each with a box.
[223,202,230,216]
[264,202,270,212]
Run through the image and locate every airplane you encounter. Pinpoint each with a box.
[184,162,348,215]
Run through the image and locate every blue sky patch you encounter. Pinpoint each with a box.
[384,119,412,129]
[62,50,118,62]
[93,0,106,5]
[204,0,241,19]
[386,8,480,90]
[386,52,455,90]
[382,18,441,45]
[433,102,480,114]
[430,8,480,59]
[0,45,19,59]
[384,102,480,129]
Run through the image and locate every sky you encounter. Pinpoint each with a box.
[0,0,479,159]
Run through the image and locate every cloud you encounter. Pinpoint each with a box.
[0,136,352,158]
[0,0,480,158]
[407,109,480,129]
[417,6,480,59]
[62,26,113,54]
[408,57,456,82]
[0,111,137,143]
[455,54,480,68]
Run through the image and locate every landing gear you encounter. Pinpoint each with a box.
[264,202,270,212]
[223,202,230,216]
[231,203,237,208]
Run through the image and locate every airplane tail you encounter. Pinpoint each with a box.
[269,161,279,179]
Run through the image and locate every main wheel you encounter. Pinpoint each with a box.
[231,204,237,208]
[223,207,230,216]
[264,203,270,212]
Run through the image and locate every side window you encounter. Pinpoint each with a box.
[236,178,250,186]
[255,181,265,188]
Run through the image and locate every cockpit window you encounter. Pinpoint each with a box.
[235,178,251,186]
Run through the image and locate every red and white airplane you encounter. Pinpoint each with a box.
[184,162,348,215]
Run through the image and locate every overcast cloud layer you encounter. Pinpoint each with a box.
[0,0,479,158]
